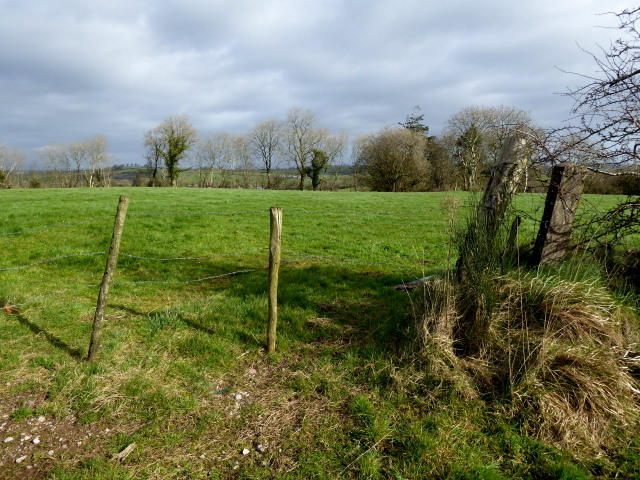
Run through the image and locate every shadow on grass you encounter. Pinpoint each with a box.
[222,262,425,352]
[3,307,85,360]
[101,259,427,354]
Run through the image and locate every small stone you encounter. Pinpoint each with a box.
[23,435,31,441]
[32,437,40,445]
[4,437,14,443]
[248,368,257,375]
[37,416,45,423]
[242,448,250,455]
[257,444,266,452]
[105,428,110,433]
[47,450,54,456]
[234,394,243,401]
[27,466,32,469]
[199,454,206,459]
[15,456,27,464]
[233,464,239,470]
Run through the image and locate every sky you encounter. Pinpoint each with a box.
[0,0,632,166]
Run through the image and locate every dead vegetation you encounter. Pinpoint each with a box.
[417,270,640,453]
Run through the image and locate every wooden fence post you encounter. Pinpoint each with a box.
[531,164,586,266]
[87,195,129,361]
[457,136,529,281]
[267,207,282,354]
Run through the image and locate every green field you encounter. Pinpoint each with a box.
[0,188,636,479]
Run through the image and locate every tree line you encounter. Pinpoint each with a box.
[3,8,640,194]
[0,105,539,192]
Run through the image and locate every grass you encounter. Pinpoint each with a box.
[0,187,637,479]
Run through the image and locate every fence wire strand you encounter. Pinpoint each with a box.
[111,269,261,286]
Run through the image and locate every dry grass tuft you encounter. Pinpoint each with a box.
[498,275,623,347]
[513,344,640,450]
[417,270,640,453]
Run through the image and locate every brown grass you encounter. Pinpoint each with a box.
[417,270,640,453]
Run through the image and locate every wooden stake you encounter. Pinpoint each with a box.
[531,164,586,266]
[87,195,129,361]
[267,207,282,354]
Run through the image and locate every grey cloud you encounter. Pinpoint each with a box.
[0,0,632,165]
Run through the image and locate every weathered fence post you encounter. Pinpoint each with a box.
[267,207,282,354]
[531,164,586,266]
[457,136,529,281]
[87,195,129,361]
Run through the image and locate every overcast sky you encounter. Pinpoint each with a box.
[0,0,632,166]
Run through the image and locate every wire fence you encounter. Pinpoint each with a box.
[2,195,636,312]
[0,205,451,310]
[3,183,640,360]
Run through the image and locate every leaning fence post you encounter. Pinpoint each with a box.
[457,136,529,282]
[531,164,586,267]
[267,206,282,354]
[87,195,129,361]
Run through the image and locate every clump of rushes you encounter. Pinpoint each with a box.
[419,186,640,455]
[418,266,640,453]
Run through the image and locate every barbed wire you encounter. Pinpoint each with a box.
[119,247,268,262]
[0,252,107,272]
[0,216,113,237]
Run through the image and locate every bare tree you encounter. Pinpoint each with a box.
[82,135,110,187]
[312,132,347,191]
[39,136,111,188]
[40,144,73,187]
[443,105,534,190]
[145,115,198,187]
[144,129,164,186]
[283,108,329,190]
[250,119,282,189]
[232,134,254,188]
[455,124,485,191]
[195,133,235,187]
[0,143,26,188]
[549,8,640,174]
[444,106,533,161]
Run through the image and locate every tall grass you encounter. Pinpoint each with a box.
[417,192,640,457]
